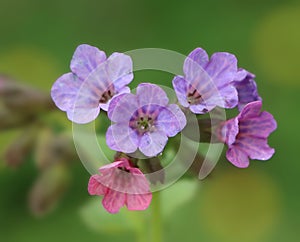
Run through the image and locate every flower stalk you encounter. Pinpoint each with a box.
[151,192,163,242]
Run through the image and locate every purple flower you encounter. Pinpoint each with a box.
[88,158,152,213]
[106,83,187,157]
[51,44,133,124]
[233,68,262,111]
[220,101,277,168]
[172,47,239,114]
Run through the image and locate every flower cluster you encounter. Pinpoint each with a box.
[51,44,277,213]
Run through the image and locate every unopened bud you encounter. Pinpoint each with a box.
[4,125,38,168]
[28,163,71,217]
[35,129,77,171]
[0,106,35,130]
[0,75,55,115]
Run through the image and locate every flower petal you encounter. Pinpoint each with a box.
[220,117,239,145]
[51,73,82,111]
[235,136,275,161]
[189,103,213,114]
[70,44,106,81]
[66,77,102,123]
[72,64,112,115]
[97,160,131,192]
[234,68,249,81]
[106,124,139,153]
[107,93,139,123]
[238,101,262,120]
[205,52,238,87]
[139,131,168,157]
[126,193,152,211]
[121,166,152,195]
[193,84,237,112]
[183,59,211,92]
[226,146,250,168]
[67,106,100,124]
[236,83,261,111]
[216,84,238,108]
[183,48,209,75]
[156,104,187,137]
[239,111,277,138]
[126,167,152,193]
[125,167,153,210]
[172,76,189,107]
[102,189,126,214]
[106,52,133,90]
[136,83,169,107]
[99,160,124,173]
[88,175,107,195]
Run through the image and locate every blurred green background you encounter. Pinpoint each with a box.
[0,0,299,241]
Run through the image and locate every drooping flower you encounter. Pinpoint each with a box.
[233,68,262,111]
[172,47,239,114]
[88,158,152,213]
[51,44,133,124]
[219,101,277,168]
[106,83,187,157]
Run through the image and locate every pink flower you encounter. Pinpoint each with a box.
[88,158,152,213]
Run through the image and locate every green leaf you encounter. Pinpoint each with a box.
[79,197,148,235]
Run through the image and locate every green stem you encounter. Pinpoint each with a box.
[151,192,163,242]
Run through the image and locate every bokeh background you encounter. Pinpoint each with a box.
[0,0,299,241]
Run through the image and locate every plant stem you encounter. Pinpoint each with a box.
[151,192,163,242]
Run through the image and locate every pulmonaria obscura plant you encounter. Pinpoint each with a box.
[51,44,277,214]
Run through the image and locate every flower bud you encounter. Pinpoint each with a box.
[35,129,77,171]
[28,163,71,217]
[0,106,35,130]
[0,75,55,115]
[4,125,38,168]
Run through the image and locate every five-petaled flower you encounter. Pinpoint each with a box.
[51,44,133,124]
[219,101,277,168]
[172,47,239,114]
[233,68,262,111]
[88,158,152,213]
[106,83,187,157]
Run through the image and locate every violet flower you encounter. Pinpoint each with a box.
[233,68,262,111]
[172,47,239,114]
[88,158,152,213]
[51,44,133,124]
[220,101,277,168]
[106,83,187,157]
